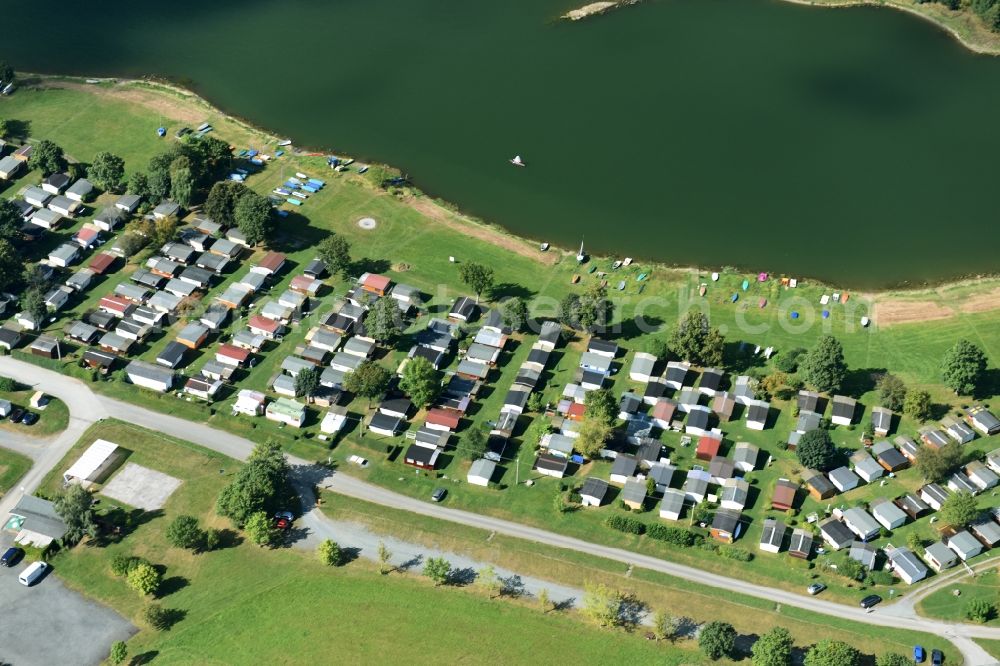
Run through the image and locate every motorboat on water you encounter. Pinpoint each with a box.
[510,155,526,167]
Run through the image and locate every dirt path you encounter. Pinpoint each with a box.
[871,299,955,327]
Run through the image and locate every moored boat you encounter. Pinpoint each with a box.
[510,155,526,167]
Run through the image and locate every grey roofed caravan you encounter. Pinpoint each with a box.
[580,477,609,506]
[116,194,142,212]
[10,495,68,545]
[153,201,181,219]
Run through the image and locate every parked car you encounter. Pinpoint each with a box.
[20,411,38,426]
[18,561,48,586]
[913,645,925,663]
[807,583,826,595]
[860,594,882,609]
[1,547,24,567]
[8,406,25,422]
[273,511,293,530]
[431,488,447,502]
[931,649,943,665]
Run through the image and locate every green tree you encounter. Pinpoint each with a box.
[644,337,670,361]
[424,557,452,586]
[400,356,440,408]
[377,540,393,575]
[0,239,21,292]
[477,564,501,598]
[118,232,148,260]
[142,603,170,630]
[837,555,866,582]
[915,442,964,483]
[876,373,907,412]
[500,297,529,332]
[794,429,837,471]
[577,283,614,333]
[127,562,162,596]
[185,136,233,184]
[165,515,204,551]
[88,151,126,193]
[0,119,8,140]
[581,582,623,627]
[234,189,273,246]
[128,171,150,200]
[0,199,23,244]
[876,653,912,666]
[903,389,932,422]
[364,295,402,344]
[0,61,13,84]
[584,388,617,426]
[965,598,995,623]
[215,439,294,527]
[203,528,221,552]
[801,335,847,393]
[28,139,67,177]
[698,621,736,660]
[460,423,489,460]
[575,417,612,458]
[669,311,724,366]
[21,286,48,329]
[458,262,495,303]
[317,539,342,566]
[558,293,582,329]
[941,339,988,395]
[169,155,195,207]
[316,234,352,278]
[804,639,860,666]
[652,610,679,641]
[940,490,980,527]
[774,347,806,373]
[906,531,927,554]
[150,215,178,248]
[523,417,554,450]
[146,152,174,201]
[751,626,793,666]
[244,510,278,547]
[109,641,128,665]
[204,180,248,228]
[294,366,320,398]
[346,361,392,408]
[53,483,98,546]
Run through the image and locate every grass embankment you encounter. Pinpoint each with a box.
[976,638,1000,660]
[3,82,1000,602]
[782,0,1000,55]
[0,384,70,436]
[917,566,1000,625]
[0,448,31,496]
[320,493,959,662]
[46,420,690,664]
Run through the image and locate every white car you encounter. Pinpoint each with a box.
[18,561,48,586]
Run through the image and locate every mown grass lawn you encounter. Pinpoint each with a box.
[917,566,1000,626]
[0,386,70,437]
[44,420,695,665]
[0,447,31,496]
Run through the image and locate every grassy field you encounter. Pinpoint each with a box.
[976,638,1000,660]
[44,420,702,665]
[320,492,959,662]
[4,81,1000,605]
[917,565,1000,626]
[0,384,70,436]
[0,447,31,496]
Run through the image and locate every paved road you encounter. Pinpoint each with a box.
[1,357,998,665]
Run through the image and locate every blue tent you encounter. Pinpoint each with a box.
[790,311,800,319]
[822,310,830,319]
[157,127,166,137]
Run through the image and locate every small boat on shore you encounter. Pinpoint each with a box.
[571,274,581,284]
[612,260,622,270]
[510,155,526,167]
[278,139,292,146]
[699,284,707,297]
[617,281,626,291]
[622,257,632,267]
[540,242,549,252]
[576,239,586,263]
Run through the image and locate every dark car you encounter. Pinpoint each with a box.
[431,488,447,502]
[860,594,882,609]
[1,547,24,567]
[8,406,25,423]
[273,511,293,530]
[175,127,192,138]
[20,411,38,426]
[931,649,943,665]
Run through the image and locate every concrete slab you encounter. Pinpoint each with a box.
[100,462,181,511]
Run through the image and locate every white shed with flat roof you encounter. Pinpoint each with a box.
[63,438,119,485]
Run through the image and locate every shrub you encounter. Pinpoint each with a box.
[109,641,128,664]
[127,562,162,596]
[142,603,170,630]
[165,514,204,551]
[203,528,221,552]
[317,539,342,566]
[720,546,753,562]
[605,514,645,535]
[966,599,996,623]
[646,523,698,546]
[866,569,896,586]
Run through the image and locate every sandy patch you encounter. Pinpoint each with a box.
[957,287,1000,314]
[406,196,558,265]
[36,80,206,125]
[101,462,181,511]
[871,299,954,327]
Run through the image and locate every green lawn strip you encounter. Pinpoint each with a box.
[916,567,1000,626]
[0,387,70,436]
[0,447,32,496]
[320,492,957,661]
[43,420,697,665]
[975,638,1000,660]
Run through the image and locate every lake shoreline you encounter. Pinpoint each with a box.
[18,73,1000,303]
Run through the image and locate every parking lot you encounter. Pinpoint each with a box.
[0,535,134,666]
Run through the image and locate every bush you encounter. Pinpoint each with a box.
[127,562,162,596]
[720,546,753,562]
[646,523,699,546]
[774,347,805,373]
[203,528,221,552]
[604,514,645,535]
[317,539,342,566]
[110,553,148,577]
[142,603,170,630]
[109,641,128,664]
[966,598,996,623]
[866,569,896,586]
[165,515,204,551]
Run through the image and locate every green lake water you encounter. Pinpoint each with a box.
[3,0,1000,287]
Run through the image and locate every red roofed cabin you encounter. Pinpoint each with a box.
[89,252,117,275]
[425,408,462,432]
[99,295,132,318]
[566,402,586,422]
[216,344,251,367]
[771,478,799,511]
[360,272,392,297]
[695,435,722,462]
[254,252,286,277]
[248,315,283,340]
